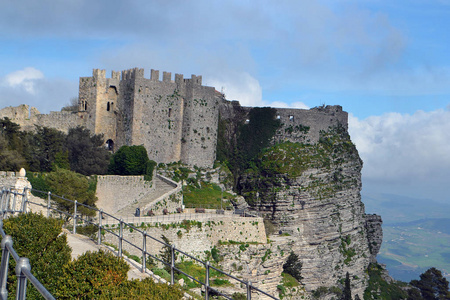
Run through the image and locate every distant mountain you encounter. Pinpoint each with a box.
[362,192,450,225]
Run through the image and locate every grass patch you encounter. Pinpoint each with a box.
[281,272,299,288]
[183,181,234,209]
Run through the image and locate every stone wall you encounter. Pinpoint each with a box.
[103,216,266,259]
[96,175,154,215]
[141,175,182,215]
[0,104,79,133]
[219,100,348,146]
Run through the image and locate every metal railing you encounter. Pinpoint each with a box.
[1,187,279,300]
[0,188,55,300]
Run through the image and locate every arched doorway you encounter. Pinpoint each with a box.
[106,139,114,152]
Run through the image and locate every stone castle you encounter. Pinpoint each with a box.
[0,68,348,168]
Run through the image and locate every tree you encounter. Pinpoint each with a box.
[341,272,352,300]
[67,126,110,175]
[0,118,27,170]
[108,145,156,180]
[0,134,27,171]
[283,251,303,282]
[45,168,97,217]
[24,125,66,172]
[411,267,450,299]
[0,117,23,150]
[160,235,177,273]
[61,97,79,112]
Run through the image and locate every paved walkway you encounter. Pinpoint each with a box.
[63,229,149,280]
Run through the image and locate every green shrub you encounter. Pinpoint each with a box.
[2,213,72,299]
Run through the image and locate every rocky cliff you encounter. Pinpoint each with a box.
[235,124,379,298]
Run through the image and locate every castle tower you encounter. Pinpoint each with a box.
[78,69,121,151]
[77,68,220,167]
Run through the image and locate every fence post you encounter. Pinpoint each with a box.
[73,200,77,234]
[119,219,123,257]
[0,189,4,215]
[47,192,51,218]
[142,231,147,273]
[15,257,30,300]
[247,280,252,300]
[21,188,28,213]
[12,192,17,214]
[205,261,210,300]
[0,235,12,300]
[170,245,175,285]
[5,189,11,215]
[97,209,102,245]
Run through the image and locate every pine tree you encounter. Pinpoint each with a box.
[341,272,352,300]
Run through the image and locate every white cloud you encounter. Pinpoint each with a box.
[209,72,263,107]
[4,67,44,94]
[348,107,450,200]
[0,70,77,113]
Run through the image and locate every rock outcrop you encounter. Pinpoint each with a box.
[237,125,377,298]
[364,214,383,263]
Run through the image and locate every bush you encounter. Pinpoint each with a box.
[55,250,129,299]
[2,213,72,298]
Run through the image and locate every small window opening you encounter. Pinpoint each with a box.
[276,115,281,120]
[245,119,250,124]
[289,115,294,121]
[84,101,88,111]
[107,102,110,111]
[168,108,172,117]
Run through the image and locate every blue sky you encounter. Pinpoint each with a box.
[1,0,449,205]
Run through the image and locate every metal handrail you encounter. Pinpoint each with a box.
[0,189,55,300]
[2,187,279,300]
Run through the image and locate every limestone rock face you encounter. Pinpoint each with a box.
[238,126,378,299]
[365,214,383,263]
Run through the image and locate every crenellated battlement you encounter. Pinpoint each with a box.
[88,68,203,86]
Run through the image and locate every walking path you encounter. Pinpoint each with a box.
[63,229,149,280]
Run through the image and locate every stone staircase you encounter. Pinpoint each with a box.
[115,176,176,217]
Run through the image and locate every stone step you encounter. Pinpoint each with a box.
[115,177,175,217]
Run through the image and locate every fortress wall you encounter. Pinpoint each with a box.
[131,70,185,163]
[0,104,30,121]
[104,217,266,259]
[33,111,79,133]
[96,175,154,215]
[180,81,220,168]
[273,105,348,144]
[0,104,79,133]
[219,100,348,146]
